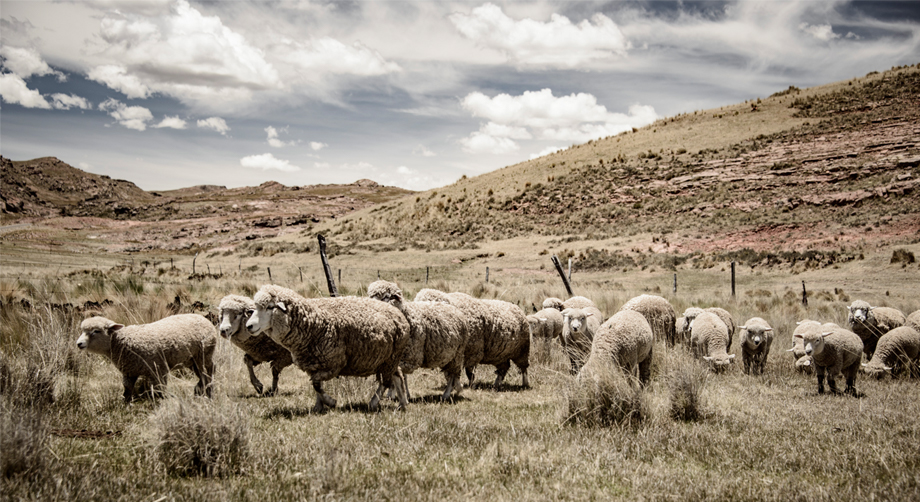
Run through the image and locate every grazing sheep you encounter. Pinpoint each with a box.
[788,320,822,373]
[795,325,863,396]
[366,280,469,401]
[738,317,774,375]
[246,285,409,412]
[676,307,704,345]
[542,297,565,311]
[861,326,920,379]
[690,311,735,371]
[795,355,815,374]
[618,294,678,346]
[581,310,654,386]
[907,310,920,332]
[561,307,601,373]
[76,314,217,403]
[414,289,529,389]
[705,307,736,348]
[562,296,597,310]
[847,300,906,360]
[526,308,564,340]
[218,295,293,396]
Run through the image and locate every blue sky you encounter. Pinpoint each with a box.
[2,1,918,191]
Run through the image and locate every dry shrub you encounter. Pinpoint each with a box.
[1,405,48,480]
[150,396,250,477]
[560,360,649,428]
[666,349,709,422]
[890,248,916,266]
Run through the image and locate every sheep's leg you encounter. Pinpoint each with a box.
[122,375,138,403]
[816,366,826,394]
[639,359,652,387]
[244,354,264,395]
[312,381,336,413]
[826,371,840,395]
[493,361,511,389]
[441,374,458,401]
[393,372,408,411]
[202,357,214,398]
[266,362,283,397]
[369,382,385,412]
[465,365,476,389]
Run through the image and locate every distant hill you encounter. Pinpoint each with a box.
[318,64,920,254]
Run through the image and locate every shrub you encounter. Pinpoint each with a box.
[560,360,649,428]
[149,397,251,478]
[890,248,916,265]
[1,405,48,480]
[667,351,709,422]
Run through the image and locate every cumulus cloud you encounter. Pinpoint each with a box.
[450,3,629,68]
[0,46,65,80]
[265,126,295,147]
[272,37,401,78]
[51,93,92,110]
[460,88,657,153]
[309,141,328,151]
[800,23,839,41]
[87,65,152,99]
[154,116,187,129]
[98,98,153,130]
[197,117,229,135]
[530,146,565,159]
[240,153,300,172]
[0,73,51,109]
[413,145,436,157]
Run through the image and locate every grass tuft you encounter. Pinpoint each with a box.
[665,349,710,422]
[560,360,649,428]
[0,404,48,480]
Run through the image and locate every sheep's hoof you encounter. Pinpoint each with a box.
[254,384,264,395]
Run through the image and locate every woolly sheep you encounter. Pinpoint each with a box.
[76,314,217,403]
[581,310,654,385]
[542,297,565,311]
[218,295,293,396]
[414,289,530,389]
[705,307,736,348]
[861,326,920,379]
[618,294,677,346]
[794,324,863,396]
[676,307,704,345]
[908,310,920,332]
[847,300,906,360]
[788,320,822,373]
[738,317,774,375]
[367,280,469,401]
[562,296,597,310]
[560,307,601,373]
[690,311,735,371]
[246,285,409,412]
[795,355,815,374]
[527,308,564,340]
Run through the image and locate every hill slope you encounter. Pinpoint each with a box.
[318,64,920,254]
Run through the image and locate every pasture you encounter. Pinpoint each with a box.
[1,240,919,501]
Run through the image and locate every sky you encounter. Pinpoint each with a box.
[1,1,919,191]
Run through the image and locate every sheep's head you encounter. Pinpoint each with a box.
[795,331,832,357]
[702,353,735,371]
[847,300,874,324]
[561,308,592,336]
[367,280,404,308]
[542,297,564,311]
[77,316,122,355]
[218,295,255,339]
[246,296,289,342]
[795,355,814,374]
[525,315,548,338]
[860,361,893,379]
[740,325,772,349]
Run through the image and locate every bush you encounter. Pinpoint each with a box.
[559,361,649,428]
[1,405,48,480]
[890,248,916,265]
[667,351,709,422]
[150,397,251,478]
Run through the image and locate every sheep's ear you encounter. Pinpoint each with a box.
[821,332,833,338]
[787,347,795,352]
[703,356,713,361]
[585,312,593,317]
[561,308,572,317]
[728,354,736,360]
[883,365,892,371]
[110,323,124,332]
[764,328,773,332]
[847,306,852,312]
[739,325,746,330]
[793,334,803,339]
[861,363,868,367]
[869,306,877,310]
[393,291,404,303]
[538,317,547,323]
[796,321,803,325]
[275,301,287,312]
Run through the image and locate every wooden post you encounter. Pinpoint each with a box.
[171,258,174,269]
[802,281,808,306]
[238,257,241,274]
[267,267,272,283]
[207,264,210,275]
[551,255,574,296]
[485,266,490,283]
[731,261,736,298]
[567,258,572,283]
[219,265,222,276]
[426,266,429,285]
[299,267,303,283]
[192,252,198,274]
[673,273,677,294]
[317,234,338,297]
[338,269,341,287]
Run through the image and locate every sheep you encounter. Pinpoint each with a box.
[705,307,736,348]
[218,295,293,396]
[676,307,703,345]
[560,307,601,373]
[76,314,217,403]
[562,296,597,310]
[795,355,815,374]
[905,309,920,332]
[366,280,468,401]
[794,324,863,396]
[580,309,654,386]
[738,317,774,375]
[246,285,409,412]
[690,311,735,371]
[847,300,906,360]
[526,308,564,340]
[414,289,530,389]
[861,326,920,379]
[542,297,565,311]
[788,320,821,373]
[618,294,677,346]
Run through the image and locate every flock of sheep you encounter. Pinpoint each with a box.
[75,284,920,410]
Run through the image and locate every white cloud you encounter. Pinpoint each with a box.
[51,93,92,110]
[240,153,300,172]
[309,141,328,151]
[0,73,51,109]
[197,117,229,135]
[450,3,629,68]
[314,162,331,169]
[800,23,839,41]
[154,115,187,129]
[460,88,657,152]
[87,65,152,99]
[530,146,565,159]
[265,126,295,147]
[273,37,401,77]
[413,145,436,157]
[0,46,64,80]
[98,98,153,130]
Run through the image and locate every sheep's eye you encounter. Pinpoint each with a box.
[245,309,254,316]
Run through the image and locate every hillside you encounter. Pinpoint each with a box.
[317,64,920,256]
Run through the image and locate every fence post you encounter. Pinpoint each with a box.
[299,266,303,283]
[731,261,736,298]
[317,234,338,297]
[238,257,241,274]
[338,269,341,288]
[567,258,572,283]
[485,266,490,283]
[426,266,429,285]
[551,255,574,296]
[673,273,677,294]
[267,267,272,283]
[802,281,808,306]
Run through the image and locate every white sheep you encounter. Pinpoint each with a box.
[795,324,863,396]
[676,307,703,345]
[560,307,601,373]
[788,320,821,373]
[246,285,409,412]
[218,295,293,396]
[908,310,920,332]
[581,309,654,386]
[795,354,814,374]
[618,294,677,346]
[562,296,597,310]
[847,300,906,360]
[542,297,565,311]
[705,307,736,348]
[861,326,920,379]
[526,308,564,340]
[366,280,469,401]
[738,317,774,375]
[76,314,217,403]
[690,311,735,371]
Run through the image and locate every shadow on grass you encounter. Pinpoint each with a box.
[406,393,469,405]
[466,381,532,393]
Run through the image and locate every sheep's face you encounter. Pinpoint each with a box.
[367,281,403,307]
[741,326,772,349]
[562,309,591,335]
[703,353,735,372]
[246,301,289,342]
[76,317,122,355]
[860,362,892,379]
[797,332,831,357]
[847,302,873,324]
[219,308,251,340]
[795,355,814,374]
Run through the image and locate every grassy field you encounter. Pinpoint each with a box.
[2,241,919,501]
